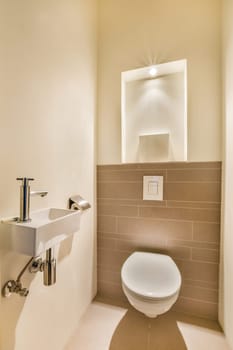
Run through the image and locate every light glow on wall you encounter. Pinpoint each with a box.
[121,59,187,163]
[149,66,157,77]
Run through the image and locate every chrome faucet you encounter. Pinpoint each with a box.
[16,178,48,222]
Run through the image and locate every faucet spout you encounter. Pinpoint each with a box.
[30,191,48,197]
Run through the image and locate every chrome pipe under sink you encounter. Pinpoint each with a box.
[43,248,56,286]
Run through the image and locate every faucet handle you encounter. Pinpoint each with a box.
[16,178,34,186]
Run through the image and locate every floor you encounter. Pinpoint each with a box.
[65,301,231,350]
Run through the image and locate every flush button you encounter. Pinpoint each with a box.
[148,181,158,194]
[143,176,163,201]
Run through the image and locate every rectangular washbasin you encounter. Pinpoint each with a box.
[0,208,81,256]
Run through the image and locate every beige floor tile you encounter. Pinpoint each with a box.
[65,301,230,350]
[177,321,231,350]
[65,302,127,350]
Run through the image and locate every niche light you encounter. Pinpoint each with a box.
[149,66,157,77]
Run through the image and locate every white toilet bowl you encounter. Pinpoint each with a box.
[121,251,181,318]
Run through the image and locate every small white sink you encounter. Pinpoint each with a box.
[0,208,81,256]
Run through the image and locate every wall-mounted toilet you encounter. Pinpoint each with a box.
[121,251,182,318]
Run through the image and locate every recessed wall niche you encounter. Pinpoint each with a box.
[121,59,187,163]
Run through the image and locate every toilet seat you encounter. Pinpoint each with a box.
[121,252,181,300]
[122,283,177,302]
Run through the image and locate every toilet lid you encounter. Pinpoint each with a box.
[121,252,181,299]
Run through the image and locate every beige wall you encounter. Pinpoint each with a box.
[219,0,233,348]
[98,0,222,164]
[97,162,221,320]
[0,1,97,349]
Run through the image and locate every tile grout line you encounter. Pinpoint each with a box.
[98,214,220,224]
[147,320,151,350]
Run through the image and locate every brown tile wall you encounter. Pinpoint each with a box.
[97,162,221,320]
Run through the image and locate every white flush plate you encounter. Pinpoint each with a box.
[143,176,163,201]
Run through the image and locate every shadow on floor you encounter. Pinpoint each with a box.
[109,308,188,350]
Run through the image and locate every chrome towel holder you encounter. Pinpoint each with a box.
[68,195,91,211]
